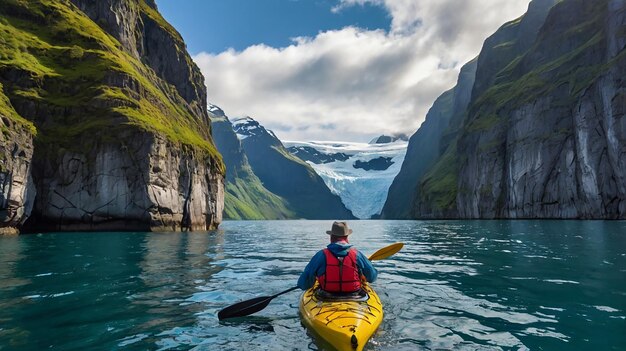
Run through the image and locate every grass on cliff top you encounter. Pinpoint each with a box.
[0,0,223,170]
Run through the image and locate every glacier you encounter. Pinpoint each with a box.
[284,140,408,219]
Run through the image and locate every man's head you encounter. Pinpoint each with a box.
[326,221,352,242]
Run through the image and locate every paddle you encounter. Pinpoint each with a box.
[217,286,299,320]
[217,242,404,321]
[368,242,403,261]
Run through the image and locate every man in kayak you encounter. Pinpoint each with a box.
[298,221,377,294]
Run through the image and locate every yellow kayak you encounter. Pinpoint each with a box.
[299,282,383,351]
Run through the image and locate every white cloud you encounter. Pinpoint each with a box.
[195,0,531,142]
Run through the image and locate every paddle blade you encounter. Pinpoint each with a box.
[218,295,273,321]
[368,242,404,261]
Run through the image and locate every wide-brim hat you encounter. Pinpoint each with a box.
[326,221,353,236]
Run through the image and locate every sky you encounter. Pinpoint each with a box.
[157,0,532,142]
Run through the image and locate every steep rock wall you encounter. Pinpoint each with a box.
[407,0,560,218]
[413,60,477,218]
[26,132,222,231]
[457,0,626,218]
[381,59,476,219]
[0,0,224,231]
[0,109,35,234]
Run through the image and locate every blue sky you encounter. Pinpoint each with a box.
[157,0,531,142]
[157,0,391,55]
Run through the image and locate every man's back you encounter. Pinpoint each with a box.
[298,241,377,291]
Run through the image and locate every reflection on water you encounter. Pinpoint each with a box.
[0,221,624,350]
[136,231,226,350]
[0,235,28,347]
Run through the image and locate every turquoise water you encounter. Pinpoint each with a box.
[0,220,624,350]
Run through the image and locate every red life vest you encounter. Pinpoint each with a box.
[318,248,361,293]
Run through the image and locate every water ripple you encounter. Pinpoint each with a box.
[0,221,625,350]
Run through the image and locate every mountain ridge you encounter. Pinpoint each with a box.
[212,114,355,219]
[209,106,295,220]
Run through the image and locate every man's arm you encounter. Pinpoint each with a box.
[356,251,378,283]
[297,250,325,290]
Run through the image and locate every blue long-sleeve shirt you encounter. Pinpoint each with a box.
[297,242,377,290]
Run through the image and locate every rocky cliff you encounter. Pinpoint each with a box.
[232,117,355,219]
[0,86,36,234]
[415,0,559,218]
[387,0,625,219]
[209,105,294,220]
[0,0,224,232]
[380,60,476,218]
[457,0,626,218]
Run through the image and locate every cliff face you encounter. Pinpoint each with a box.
[0,0,224,232]
[390,0,625,219]
[415,0,559,218]
[26,132,223,231]
[470,0,559,101]
[209,106,294,220]
[232,117,355,219]
[457,0,626,219]
[380,60,476,219]
[0,87,36,234]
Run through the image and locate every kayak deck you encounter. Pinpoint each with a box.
[299,283,383,351]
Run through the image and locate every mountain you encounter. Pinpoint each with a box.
[384,0,626,219]
[368,134,408,144]
[286,140,407,219]
[0,0,224,232]
[456,0,626,218]
[208,105,294,219]
[417,0,560,219]
[233,117,355,219]
[380,59,477,219]
[287,145,350,164]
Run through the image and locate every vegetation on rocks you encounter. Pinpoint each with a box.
[224,173,295,220]
[0,0,226,232]
[411,0,625,219]
[418,142,458,214]
[0,83,35,134]
[0,0,223,169]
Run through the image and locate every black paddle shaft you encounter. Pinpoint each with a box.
[218,286,299,321]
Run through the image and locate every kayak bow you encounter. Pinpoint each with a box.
[299,282,383,351]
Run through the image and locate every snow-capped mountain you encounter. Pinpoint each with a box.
[231,117,278,140]
[224,116,355,219]
[208,103,225,117]
[209,106,295,220]
[285,139,408,219]
[368,134,409,144]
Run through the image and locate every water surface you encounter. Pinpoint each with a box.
[0,220,624,350]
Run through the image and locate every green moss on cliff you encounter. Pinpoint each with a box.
[419,142,458,212]
[138,1,182,43]
[0,83,36,134]
[0,0,223,171]
[475,2,607,113]
[465,114,501,132]
[224,172,295,220]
